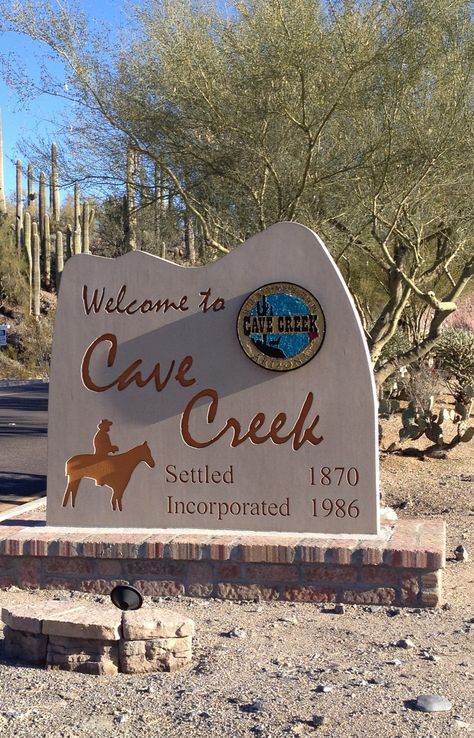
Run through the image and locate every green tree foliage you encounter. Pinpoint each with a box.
[0,0,473,384]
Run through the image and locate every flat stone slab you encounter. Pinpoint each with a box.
[42,605,121,640]
[122,609,195,640]
[1,596,194,674]
[2,602,86,634]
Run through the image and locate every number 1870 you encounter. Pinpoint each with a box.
[309,466,359,486]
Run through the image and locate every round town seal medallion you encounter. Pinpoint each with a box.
[237,283,325,371]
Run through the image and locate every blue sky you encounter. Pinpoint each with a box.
[0,0,132,199]
[0,0,236,201]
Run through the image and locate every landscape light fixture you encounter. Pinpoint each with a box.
[110,584,143,611]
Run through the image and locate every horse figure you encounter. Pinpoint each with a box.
[62,441,155,511]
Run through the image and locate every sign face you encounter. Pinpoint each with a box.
[47,223,379,534]
[0,325,7,346]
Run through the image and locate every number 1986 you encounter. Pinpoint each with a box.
[311,498,360,518]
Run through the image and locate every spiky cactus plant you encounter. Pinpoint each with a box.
[81,200,95,254]
[0,110,6,217]
[39,171,46,243]
[31,222,40,318]
[73,182,81,254]
[23,210,32,284]
[65,224,73,260]
[43,213,51,287]
[50,143,60,225]
[55,230,64,289]
[27,163,35,217]
[15,160,23,252]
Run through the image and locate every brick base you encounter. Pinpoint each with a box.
[0,504,445,608]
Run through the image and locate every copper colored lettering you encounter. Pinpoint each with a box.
[181,388,323,450]
[81,333,196,393]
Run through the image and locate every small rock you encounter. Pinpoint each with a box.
[227,627,247,639]
[5,711,26,720]
[322,605,345,615]
[366,606,382,614]
[240,699,264,714]
[314,684,335,693]
[278,616,298,624]
[454,545,468,562]
[387,659,402,666]
[396,638,415,649]
[114,712,130,724]
[421,651,439,663]
[311,715,325,727]
[415,694,452,713]
[387,607,401,617]
[368,677,385,685]
[460,474,472,482]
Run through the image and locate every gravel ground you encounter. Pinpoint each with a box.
[0,413,472,738]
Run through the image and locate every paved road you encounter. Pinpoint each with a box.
[0,382,48,513]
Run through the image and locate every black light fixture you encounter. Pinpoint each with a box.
[110,584,143,611]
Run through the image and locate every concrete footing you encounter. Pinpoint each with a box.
[0,503,445,608]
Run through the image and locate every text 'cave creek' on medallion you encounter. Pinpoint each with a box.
[237,282,326,371]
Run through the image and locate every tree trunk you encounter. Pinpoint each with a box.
[124,148,138,251]
[184,209,197,264]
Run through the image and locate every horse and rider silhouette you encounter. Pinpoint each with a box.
[62,419,155,511]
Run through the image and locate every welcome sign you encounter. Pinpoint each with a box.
[47,223,379,534]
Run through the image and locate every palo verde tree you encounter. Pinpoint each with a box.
[0,0,472,386]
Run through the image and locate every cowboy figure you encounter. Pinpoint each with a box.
[93,419,119,458]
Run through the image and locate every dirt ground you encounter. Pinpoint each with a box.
[0,414,472,738]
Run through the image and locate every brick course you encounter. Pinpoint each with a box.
[0,507,445,608]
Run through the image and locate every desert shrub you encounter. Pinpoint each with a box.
[403,362,444,411]
[1,313,54,379]
[0,222,29,312]
[436,329,474,403]
[379,329,412,363]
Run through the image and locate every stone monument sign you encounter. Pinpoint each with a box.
[47,223,379,534]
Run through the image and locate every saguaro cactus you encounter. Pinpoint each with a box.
[81,200,95,254]
[27,163,35,217]
[23,210,32,282]
[65,224,73,260]
[0,110,6,216]
[50,143,60,225]
[73,182,81,254]
[43,213,51,287]
[39,171,46,242]
[15,160,23,252]
[55,230,64,289]
[31,222,40,318]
